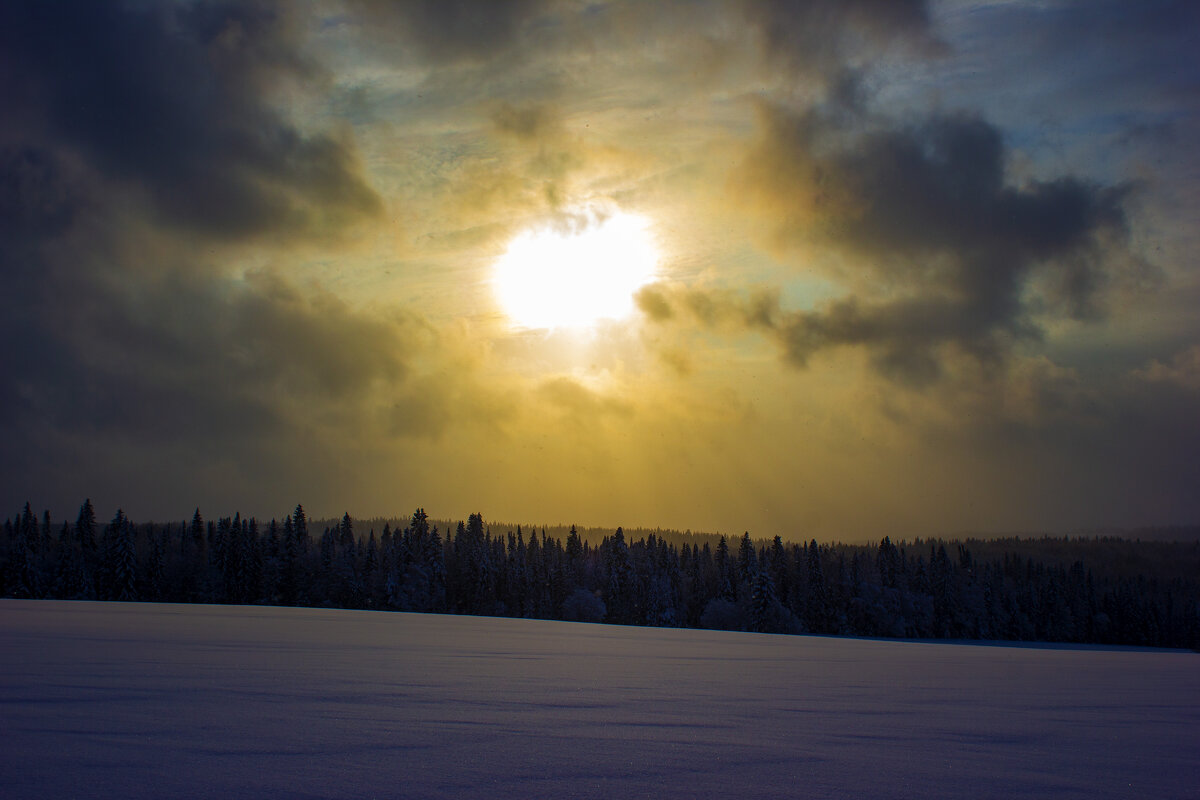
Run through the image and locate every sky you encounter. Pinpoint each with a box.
[1,0,1197,541]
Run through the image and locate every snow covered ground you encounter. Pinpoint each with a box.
[2,601,1196,799]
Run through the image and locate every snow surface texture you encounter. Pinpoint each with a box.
[2,601,1197,799]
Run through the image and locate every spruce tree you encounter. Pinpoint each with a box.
[8,503,36,597]
[605,528,635,624]
[565,525,584,589]
[714,536,735,600]
[750,566,778,633]
[109,509,136,602]
[292,504,308,554]
[737,532,758,585]
[806,539,828,632]
[280,515,298,605]
[769,536,789,601]
[425,524,446,612]
[189,508,205,558]
[148,528,167,600]
[76,499,97,558]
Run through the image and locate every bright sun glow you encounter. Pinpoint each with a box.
[493,209,659,330]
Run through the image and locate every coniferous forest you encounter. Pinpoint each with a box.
[3,501,1197,649]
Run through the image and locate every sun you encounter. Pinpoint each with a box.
[493,208,659,330]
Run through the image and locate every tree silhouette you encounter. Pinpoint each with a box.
[1,501,1195,649]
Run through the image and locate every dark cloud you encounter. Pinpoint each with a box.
[743,0,940,82]
[636,284,778,330]
[0,1,438,517]
[342,0,940,94]
[0,241,469,518]
[635,285,674,322]
[0,0,381,242]
[0,147,83,243]
[490,103,562,142]
[1,258,420,441]
[538,377,633,419]
[711,103,1141,385]
[343,0,547,65]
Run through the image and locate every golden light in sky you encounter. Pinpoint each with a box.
[493,209,659,330]
[4,0,1196,540]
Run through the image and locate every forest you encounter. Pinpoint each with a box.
[3,501,1197,649]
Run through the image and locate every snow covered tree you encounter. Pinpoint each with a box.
[425,523,447,612]
[604,528,636,624]
[107,509,137,602]
[451,513,495,615]
[750,566,776,632]
[292,504,309,555]
[561,587,606,622]
[5,503,38,597]
[714,536,735,601]
[804,540,830,633]
[737,532,758,585]
[565,524,584,589]
[768,536,789,602]
[877,536,900,589]
[76,499,97,556]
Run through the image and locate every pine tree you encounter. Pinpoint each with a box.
[769,535,789,601]
[334,513,361,608]
[453,513,494,615]
[525,527,545,618]
[292,504,308,555]
[930,543,955,637]
[246,518,263,603]
[605,528,635,624]
[737,532,758,585]
[805,539,828,633]
[364,529,378,605]
[76,499,97,557]
[565,524,584,589]
[189,508,205,557]
[148,527,167,600]
[319,528,336,573]
[109,509,137,602]
[8,503,37,597]
[750,565,778,633]
[280,515,298,605]
[877,536,899,589]
[714,536,735,600]
[20,503,37,553]
[506,529,526,616]
[40,509,53,554]
[425,524,446,612]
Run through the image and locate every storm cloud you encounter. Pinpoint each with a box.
[0,0,428,516]
[0,0,381,241]
[344,0,549,65]
[643,103,1144,386]
[744,0,939,79]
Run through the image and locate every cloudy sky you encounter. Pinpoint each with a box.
[2,0,1197,540]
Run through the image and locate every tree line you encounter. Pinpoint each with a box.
[2,500,1197,649]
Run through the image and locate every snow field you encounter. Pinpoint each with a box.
[1,600,1197,799]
